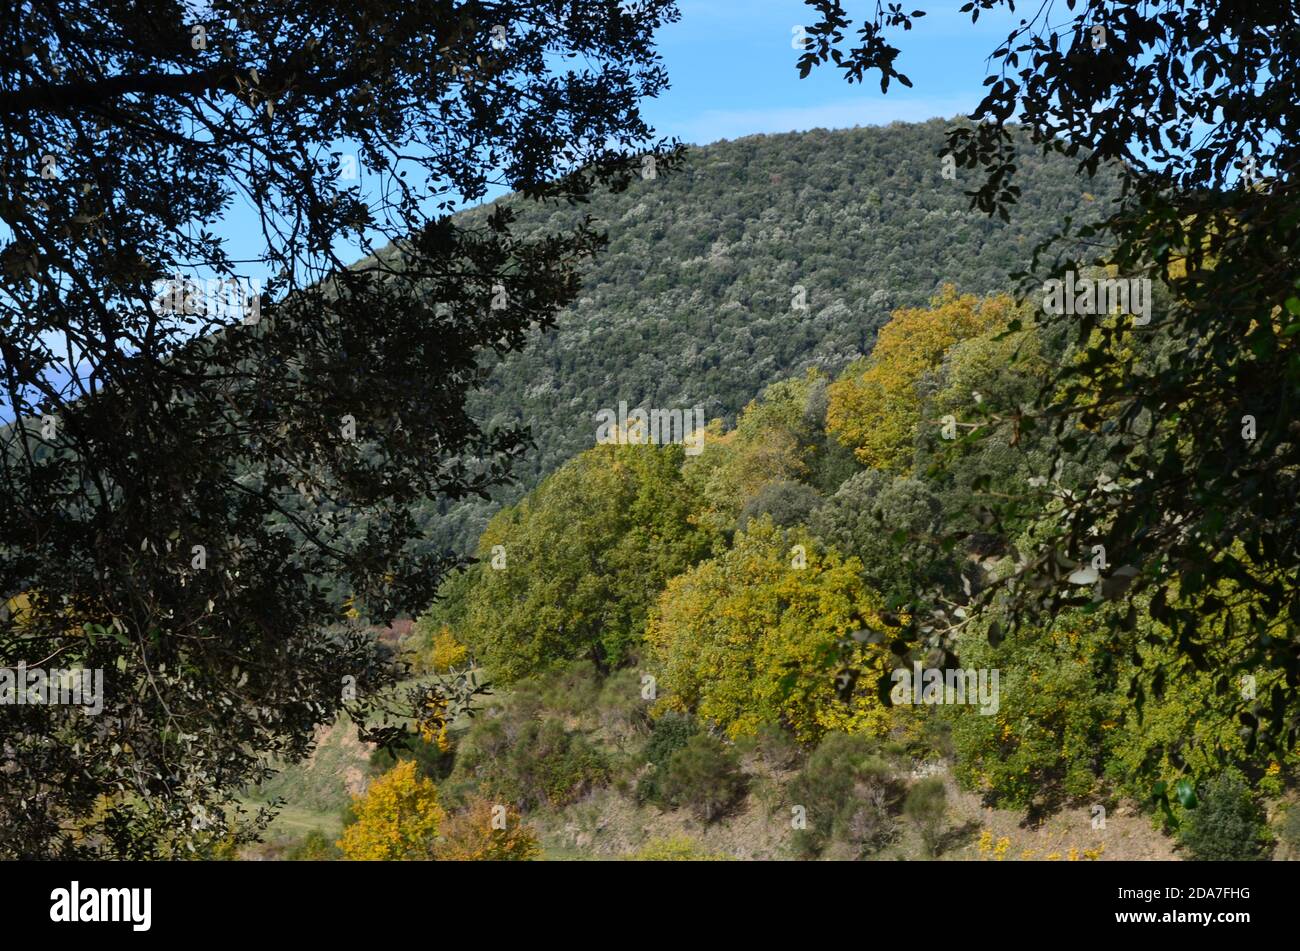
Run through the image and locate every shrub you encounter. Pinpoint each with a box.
[630,835,728,861]
[1277,802,1300,860]
[434,797,541,861]
[452,714,609,811]
[904,777,948,857]
[596,668,653,736]
[337,760,445,860]
[788,732,901,858]
[661,733,748,823]
[369,733,455,782]
[636,711,699,805]
[1178,773,1271,861]
[538,660,603,720]
[286,829,341,861]
[522,718,610,808]
[946,617,1119,811]
[751,722,804,771]
[427,626,469,672]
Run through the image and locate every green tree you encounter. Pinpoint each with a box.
[686,373,825,539]
[448,442,715,680]
[811,470,956,607]
[0,0,679,857]
[801,0,1300,751]
[645,517,898,743]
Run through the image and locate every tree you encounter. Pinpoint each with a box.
[737,480,822,531]
[448,443,715,680]
[685,374,822,538]
[0,1,679,857]
[337,760,445,861]
[645,517,898,743]
[800,0,1300,754]
[810,469,956,607]
[825,286,1018,471]
[947,580,1298,811]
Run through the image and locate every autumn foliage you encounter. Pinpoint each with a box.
[826,286,1018,470]
[337,760,446,861]
[433,797,541,861]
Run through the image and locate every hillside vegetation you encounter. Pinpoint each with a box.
[256,204,1299,858]
[413,120,1119,554]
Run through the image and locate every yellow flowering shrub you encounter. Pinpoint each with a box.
[630,835,728,861]
[428,626,469,672]
[337,760,445,860]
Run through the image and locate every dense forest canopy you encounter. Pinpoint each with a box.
[418,120,1120,553]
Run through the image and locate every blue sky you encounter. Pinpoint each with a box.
[645,0,1021,144]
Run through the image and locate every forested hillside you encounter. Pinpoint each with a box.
[247,117,1300,864]
[288,284,1296,862]
[418,119,1119,553]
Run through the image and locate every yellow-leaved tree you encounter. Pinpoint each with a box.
[644,517,900,744]
[336,760,445,860]
[682,371,827,538]
[826,285,1019,470]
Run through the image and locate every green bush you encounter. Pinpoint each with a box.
[450,713,609,811]
[751,722,804,771]
[1178,772,1271,861]
[1278,802,1300,860]
[788,732,901,858]
[368,733,454,782]
[525,718,610,808]
[903,777,948,857]
[661,733,748,823]
[596,668,653,736]
[946,617,1118,811]
[636,711,699,805]
[286,828,341,861]
[538,660,603,720]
